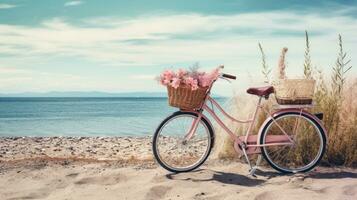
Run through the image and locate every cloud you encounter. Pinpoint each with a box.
[64,1,83,7]
[0,4,17,9]
[0,66,91,93]
[0,11,356,94]
[0,12,356,66]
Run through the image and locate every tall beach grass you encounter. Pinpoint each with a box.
[214,33,356,167]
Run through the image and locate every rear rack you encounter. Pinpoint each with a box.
[273,103,315,110]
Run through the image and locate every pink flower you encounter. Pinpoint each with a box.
[197,68,220,87]
[159,75,170,85]
[159,70,174,86]
[163,70,174,79]
[176,69,187,79]
[158,66,222,90]
[184,77,194,85]
[191,79,198,90]
[184,77,199,90]
[198,73,211,87]
[170,77,181,89]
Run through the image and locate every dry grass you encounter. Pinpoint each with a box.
[214,33,356,167]
[211,96,251,159]
[312,34,356,167]
[215,79,357,167]
[314,79,357,167]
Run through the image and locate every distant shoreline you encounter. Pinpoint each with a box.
[0,91,226,98]
[0,96,226,98]
[0,97,169,99]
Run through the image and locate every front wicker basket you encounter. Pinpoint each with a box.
[167,85,208,110]
[274,79,316,105]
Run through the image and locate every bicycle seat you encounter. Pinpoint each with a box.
[247,86,274,97]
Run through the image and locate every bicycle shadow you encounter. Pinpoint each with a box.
[305,169,357,179]
[164,168,356,187]
[254,168,281,179]
[254,168,357,180]
[165,169,266,187]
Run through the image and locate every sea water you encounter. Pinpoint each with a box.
[0,97,227,137]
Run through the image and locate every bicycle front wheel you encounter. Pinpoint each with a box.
[260,112,326,173]
[152,111,214,173]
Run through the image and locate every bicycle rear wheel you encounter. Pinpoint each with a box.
[260,112,326,173]
[152,111,214,173]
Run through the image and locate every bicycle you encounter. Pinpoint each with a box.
[152,67,327,175]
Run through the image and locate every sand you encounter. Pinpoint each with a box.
[0,137,153,161]
[0,137,356,200]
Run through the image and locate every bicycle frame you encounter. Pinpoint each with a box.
[185,95,293,152]
[183,78,320,157]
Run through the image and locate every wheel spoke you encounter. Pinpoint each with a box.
[262,113,325,173]
[154,113,212,172]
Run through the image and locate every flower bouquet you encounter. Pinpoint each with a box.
[158,67,220,110]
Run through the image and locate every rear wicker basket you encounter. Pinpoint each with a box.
[167,85,208,110]
[274,79,316,105]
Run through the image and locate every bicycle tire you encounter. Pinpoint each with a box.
[152,111,214,173]
[260,111,326,173]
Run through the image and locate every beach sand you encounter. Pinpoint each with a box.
[0,137,356,200]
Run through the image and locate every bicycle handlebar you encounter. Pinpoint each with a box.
[221,73,236,80]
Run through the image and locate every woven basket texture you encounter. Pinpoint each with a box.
[274,79,315,105]
[167,85,208,110]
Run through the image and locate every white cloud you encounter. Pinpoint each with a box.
[0,12,356,68]
[64,1,83,7]
[0,4,17,9]
[0,11,356,94]
[0,67,30,75]
[0,66,92,93]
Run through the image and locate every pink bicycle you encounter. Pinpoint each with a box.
[153,70,327,175]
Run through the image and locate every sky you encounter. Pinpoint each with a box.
[0,0,356,96]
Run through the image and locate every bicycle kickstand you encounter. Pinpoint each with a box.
[249,155,262,177]
[241,147,254,173]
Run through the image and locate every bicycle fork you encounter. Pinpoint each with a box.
[183,113,202,142]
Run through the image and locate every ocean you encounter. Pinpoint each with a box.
[0,97,227,137]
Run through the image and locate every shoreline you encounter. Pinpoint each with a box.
[0,136,154,162]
